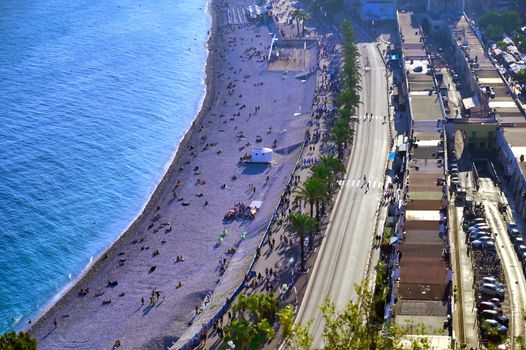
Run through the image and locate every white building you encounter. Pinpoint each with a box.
[251,148,273,163]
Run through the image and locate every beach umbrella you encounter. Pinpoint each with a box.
[241,231,247,239]
[223,228,229,236]
[218,236,224,243]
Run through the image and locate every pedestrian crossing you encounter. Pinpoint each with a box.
[357,115,393,121]
[220,7,248,26]
[338,179,384,189]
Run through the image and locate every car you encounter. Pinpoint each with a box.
[478,301,499,313]
[469,230,490,238]
[481,277,504,289]
[508,222,518,232]
[479,310,510,327]
[520,252,526,266]
[466,227,491,235]
[468,225,491,233]
[517,244,526,255]
[451,176,460,184]
[471,238,494,246]
[451,165,459,173]
[509,228,520,239]
[468,226,491,234]
[469,217,486,225]
[469,234,491,243]
[480,283,505,297]
[488,297,502,306]
[514,237,524,249]
[413,66,423,73]
[471,240,496,251]
[471,235,493,243]
[481,319,508,335]
[470,222,491,229]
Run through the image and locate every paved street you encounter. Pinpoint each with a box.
[295,41,390,347]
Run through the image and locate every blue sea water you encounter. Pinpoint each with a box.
[0,0,210,332]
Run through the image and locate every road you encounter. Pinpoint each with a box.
[295,42,390,347]
[477,176,526,347]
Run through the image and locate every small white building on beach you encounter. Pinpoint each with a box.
[251,148,273,163]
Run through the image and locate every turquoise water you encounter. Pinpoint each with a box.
[0,0,210,332]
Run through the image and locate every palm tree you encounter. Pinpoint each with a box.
[295,176,328,219]
[291,9,309,37]
[330,118,354,159]
[319,155,345,175]
[224,319,259,350]
[227,293,280,349]
[337,89,361,112]
[288,213,319,271]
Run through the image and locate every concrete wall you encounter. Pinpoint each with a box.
[496,129,526,220]
[445,121,497,154]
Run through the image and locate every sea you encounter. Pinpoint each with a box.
[0,0,210,332]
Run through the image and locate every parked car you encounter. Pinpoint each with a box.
[470,222,491,229]
[469,235,492,243]
[468,226,491,234]
[514,237,524,250]
[517,244,526,255]
[469,217,486,225]
[471,240,496,251]
[508,222,518,232]
[481,319,508,335]
[468,225,491,233]
[479,310,507,326]
[508,228,520,239]
[478,301,500,313]
[413,66,423,73]
[480,283,505,297]
[481,277,504,289]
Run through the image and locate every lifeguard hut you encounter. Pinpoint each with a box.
[251,148,273,163]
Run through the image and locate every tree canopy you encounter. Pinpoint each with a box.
[477,11,521,42]
[0,331,37,350]
[517,69,526,85]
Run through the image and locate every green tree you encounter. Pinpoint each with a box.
[291,9,309,37]
[337,89,361,111]
[287,213,319,271]
[496,40,508,51]
[341,21,361,91]
[311,156,345,195]
[330,118,354,158]
[295,176,329,219]
[0,331,37,350]
[282,282,432,350]
[517,69,526,85]
[225,293,280,349]
[477,10,521,42]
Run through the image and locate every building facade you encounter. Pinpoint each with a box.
[359,0,397,21]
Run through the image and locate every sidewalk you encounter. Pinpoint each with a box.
[196,26,344,350]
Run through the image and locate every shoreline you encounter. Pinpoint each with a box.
[28,0,317,346]
[27,0,219,333]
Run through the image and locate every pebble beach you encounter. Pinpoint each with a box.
[28,0,317,348]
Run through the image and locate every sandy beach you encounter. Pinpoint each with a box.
[28,0,316,348]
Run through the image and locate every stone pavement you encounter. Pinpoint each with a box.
[195,23,345,350]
